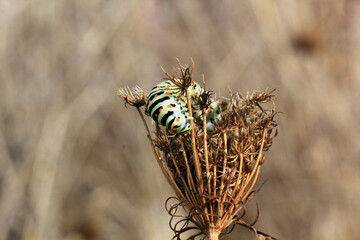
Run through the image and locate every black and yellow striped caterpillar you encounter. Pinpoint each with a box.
[146,80,222,134]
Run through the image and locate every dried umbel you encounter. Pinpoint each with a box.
[117,85,147,108]
[118,61,278,240]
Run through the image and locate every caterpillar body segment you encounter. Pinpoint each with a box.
[146,81,191,134]
[193,101,222,133]
[207,102,222,124]
[188,81,203,105]
[150,80,182,98]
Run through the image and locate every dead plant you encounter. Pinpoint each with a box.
[117,61,278,240]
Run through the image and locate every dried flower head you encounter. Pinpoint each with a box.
[117,86,147,108]
[161,58,194,90]
[117,61,278,240]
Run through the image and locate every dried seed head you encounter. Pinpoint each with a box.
[157,86,278,239]
[198,90,214,110]
[161,59,195,90]
[117,86,147,108]
[117,61,278,240]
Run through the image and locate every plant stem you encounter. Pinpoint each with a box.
[208,228,220,240]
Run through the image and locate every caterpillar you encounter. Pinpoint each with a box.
[193,101,223,133]
[146,79,222,134]
[146,80,193,134]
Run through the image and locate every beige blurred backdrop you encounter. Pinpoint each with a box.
[0,1,359,240]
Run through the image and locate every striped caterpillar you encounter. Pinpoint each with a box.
[146,80,222,134]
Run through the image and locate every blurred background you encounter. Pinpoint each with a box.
[0,1,359,240]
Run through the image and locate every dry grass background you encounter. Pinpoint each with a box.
[0,1,359,240]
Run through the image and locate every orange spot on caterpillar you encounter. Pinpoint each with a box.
[176,117,180,122]
[166,86,170,90]
[148,100,151,103]
[167,104,173,108]
[157,86,161,88]
[154,94,158,98]
[159,108,162,112]
[165,92,171,95]
[155,114,158,117]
